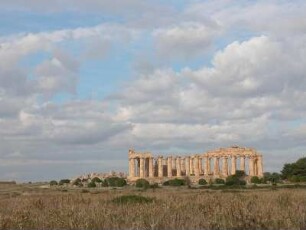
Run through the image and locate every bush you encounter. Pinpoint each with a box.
[135,179,150,189]
[163,178,186,186]
[91,177,102,183]
[169,178,186,186]
[289,175,300,183]
[199,179,207,185]
[225,174,247,186]
[105,177,127,187]
[150,183,159,189]
[112,195,153,204]
[101,180,108,187]
[251,176,262,184]
[87,181,96,188]
[299,176,306,182]
[214,178,225,184]
[59,179,70,185]
[49,180,58,186]
[235,170,245,177]
[72,178,82,187]
[225,176,238,186]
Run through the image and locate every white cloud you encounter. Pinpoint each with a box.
[153,22,220,59]
[1,1,306,181]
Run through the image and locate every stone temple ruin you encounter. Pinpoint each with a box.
[127,146,263,183]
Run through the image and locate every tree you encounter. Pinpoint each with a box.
[72,178,82,187]
[50,180,58,186]
[281,157,306,182]
[235,170,245,177]
[91,177,102,183]
[250,176,261,184]
[88,181,96,188]
[59,179,70,185]
[263,172,281,183]
[105,177,127,187]
[225,174,246,186]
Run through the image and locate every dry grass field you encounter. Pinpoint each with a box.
[0,184,306,230]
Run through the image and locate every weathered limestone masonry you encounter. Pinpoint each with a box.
[127,146,264,184]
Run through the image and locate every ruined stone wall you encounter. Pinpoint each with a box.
[127,146,263,183]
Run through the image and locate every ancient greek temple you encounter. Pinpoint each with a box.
[127,146,263,183]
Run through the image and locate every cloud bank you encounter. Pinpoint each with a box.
[0,0,306,181]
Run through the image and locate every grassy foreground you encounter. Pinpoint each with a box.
[0,184,306,229]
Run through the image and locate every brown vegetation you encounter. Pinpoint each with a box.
[0,184,306,229]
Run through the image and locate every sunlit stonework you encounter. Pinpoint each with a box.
[128,146,263,183]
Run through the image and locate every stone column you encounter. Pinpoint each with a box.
[231,156,236,175]
[158,156,163,177]
[172,157,176,170]
[257,155,263,177]
[240,156,245,172]
[140,157,145,178]
[176,157,181,176]
[194,156,200,176]
[149,157,154,178]
[128,157,132,177]
[181,158,185,175]
[185,156,190,176]
[167,156,172,177]
[204,156,209,175]
[222,157,228,176]
[190,157,194,175]
[214,157,219,176]
[198,157,203,175]
[130,158,135,177]
[249,157,255,176]
[137,158,140,177]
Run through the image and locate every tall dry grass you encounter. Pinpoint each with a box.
[0,187,305,229]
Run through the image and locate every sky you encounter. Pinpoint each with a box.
[0,0,306,182]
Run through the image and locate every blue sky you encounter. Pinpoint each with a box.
[0,0,306,181]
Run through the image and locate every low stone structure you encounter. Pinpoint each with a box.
[127,146,263,183]
[73,171,127,182]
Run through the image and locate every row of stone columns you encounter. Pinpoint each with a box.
[129,155,263,178]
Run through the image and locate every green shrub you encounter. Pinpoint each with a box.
[225,176,237,186]
[135,179,150,189]
[169,178,186,186]
[214,178,225,184]
[150,183,159,189]
[251,176,262,184]
[299,176,306,182]
[101,180,108,187]
[225,175,247,186]
[49,180,58,186]
[59,179,70,185]
[163,178,186,186]
[198,178,207,185]
[105,177,127,187]
[72,178,82,187]
[87,181,96,188]
[235,170,245,177]
[289,175,300,183]
[91,177,102,183]
[112,195,153,204]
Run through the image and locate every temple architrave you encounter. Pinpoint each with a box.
[127,146,263,183]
